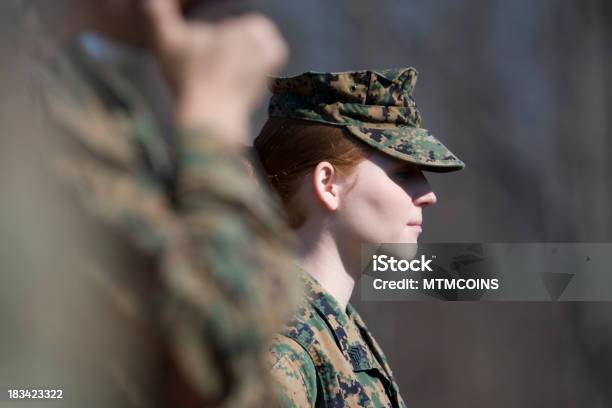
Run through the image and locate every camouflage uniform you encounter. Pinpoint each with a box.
[28,23,297,407]
[264,68,464,407]
[269,271,406,408]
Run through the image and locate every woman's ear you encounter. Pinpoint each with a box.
[311,161,340,211]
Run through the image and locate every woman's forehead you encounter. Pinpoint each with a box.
[366,152,420,171]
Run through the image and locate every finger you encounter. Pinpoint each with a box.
[239,14,288,74]
[144,0,185,48]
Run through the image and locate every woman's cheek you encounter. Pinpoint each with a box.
[365,196,399,241]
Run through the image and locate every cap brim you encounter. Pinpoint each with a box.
[345,125,465,172]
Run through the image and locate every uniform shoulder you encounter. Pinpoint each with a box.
[268,334,317,407]
[278,301,323,350]
[268,333,312,366]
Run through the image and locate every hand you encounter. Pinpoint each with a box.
[144,0,288,145]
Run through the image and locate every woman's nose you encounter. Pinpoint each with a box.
[414,190,437,207]
[408,172,437,207]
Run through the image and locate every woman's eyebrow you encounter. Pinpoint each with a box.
[394,163,418,172]
[386,159,407,170]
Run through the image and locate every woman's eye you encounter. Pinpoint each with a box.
[395,171,416,180]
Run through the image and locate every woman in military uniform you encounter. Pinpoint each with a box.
[254,68,464,407]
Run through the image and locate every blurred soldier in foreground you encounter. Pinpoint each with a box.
[1,0,297,406]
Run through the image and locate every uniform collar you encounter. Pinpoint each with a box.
[299,270,389,375]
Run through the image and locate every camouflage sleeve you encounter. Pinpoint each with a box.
[159,127,299,404]
[176,127,291,241]
[268,334,317,408]
[35,33,299,403]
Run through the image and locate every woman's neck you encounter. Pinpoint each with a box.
[297,228,357,310]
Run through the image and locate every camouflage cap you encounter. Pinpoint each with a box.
[267,68,464,172]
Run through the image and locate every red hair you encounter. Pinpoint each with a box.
[254,117,372,228]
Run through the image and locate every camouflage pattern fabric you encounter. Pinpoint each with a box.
[269,270,407,408]
[32,33,297,407]
[268,68,465,172]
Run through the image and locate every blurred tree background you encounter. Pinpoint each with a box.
[248,0,612,406]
